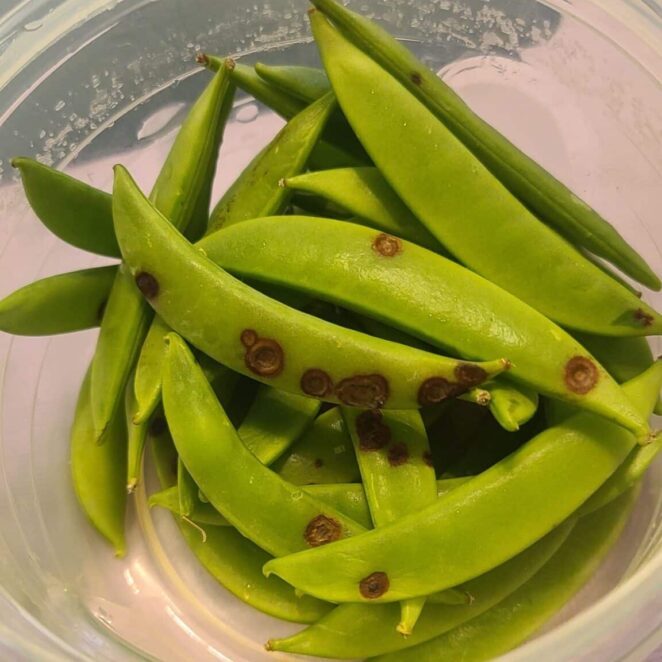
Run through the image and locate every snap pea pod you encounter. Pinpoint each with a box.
[70,367,127,556]
[125,372,150,492]
[311,12,662,336]
[177,458,198,520]
[343,407,437,635]
[91,63,236,440]
[267,520,573,659]
[162,333,369,557]
[133,93,336,424]
[310,0,660,291]
[488,381,539,432]
[199,216,650,438]
[113,167,508,411]
[149,424,331,624]
[381,489,637,662]
[12,158,119,258]
[263,361,662,603]
[0,265,116,336]
[283,167,439,251]
[254,63,330,102]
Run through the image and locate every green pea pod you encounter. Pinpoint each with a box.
[343,407,437,635]
[113,167,508,412]
[487,381,539,432]
[150,485,227,526]
[267,520,573,658]
[177,458,198,521]
[254,63,330,102]
[283,167,439,251]
[263,361,662,603]
[273,408,361,485]
[91,63,236,441]
[310,12,662,337]
[163,332,369,557]
[239,386,321,465]
[199,216,650,438]
[125,373,151,493]
[70,367,127,556]
[149,427,331,624]
[381,489,638,662]
[582,250,644,298]
[0,265,116,336]
[12,158,119,258]
[310,0,660,292]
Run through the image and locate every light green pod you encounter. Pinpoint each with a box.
[177,457,197,520]
[283,167,439,251]
[12,158,119,258]
[263,362,662,603]
[124,372,151,493]
[113,168,507,411]
[380,489,637,662]
[267,520,573,659]
[310,12,662,337]
[91,63,236,441]
[309,0,660,292]
[0,265,116,336]
[70,367,127,556]
[487,381,539,432]
[199,216,650,438]
[254,63,330,102]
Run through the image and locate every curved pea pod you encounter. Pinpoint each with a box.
[12,158,119,258]
[274,408,360,485]
[254,63,330,102]
[487,381,539,432]
[310,1,660,292]
[70,367,127,556]
[266,520,573,659]
[0,265,116,336]
[199,216,650,438]
[343,407,437,635]
[91,63,236,440]
[283,167,439,251]
[311,12,662,336]
[149,429,331,624]
[263,361,662,603]
[113,167,507,412]
[381,489,638,662]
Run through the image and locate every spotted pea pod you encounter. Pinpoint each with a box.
[343,407,437,635]
[266,520,573,658]
[113,167,507,411]
[263,361,662,603]
[254,62,331,102]
[132,92,336,425]
[198,215,650,438]
[90,63,236,441]
[378,489,638,662]
[310,0,660,292]
[70,367,127,556]
[149,420,331,624]
[0,265,116,336]
[311,11,662,336]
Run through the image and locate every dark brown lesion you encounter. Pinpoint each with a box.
[301,369,334,397]
[359,571,390,599]
[356,410,391,451]
[422,451,434,468]
[634,308,654,327]
[373,233,402,258]
[418,377,464,406]
[564,356,599,394]
[314,458,324,469]
[336,374,390,409]
[387,442,409,467]
[135,272,159,299]
[411,72,423,86]
[455,363,488,387]
[245,338,285,377]
[240,329,258,348]
[304,514,342,547]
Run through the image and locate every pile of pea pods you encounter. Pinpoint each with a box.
[3,1,662,659]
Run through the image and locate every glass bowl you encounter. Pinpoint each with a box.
[0,0,660,659]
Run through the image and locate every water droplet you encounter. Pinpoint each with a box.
[236,103,259,123]
[54,100,65,111]
[39,130,46,139]
[23,21,42,32]
[334,445,346,455]
[95,606,112,626]
[137,102,185,141]
[291,490,303,501]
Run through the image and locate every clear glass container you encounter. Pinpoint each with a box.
[0,0,660,659]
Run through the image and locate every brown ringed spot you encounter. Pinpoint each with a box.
[245,338,284,378]
[455,363,488,387]
[359,571,390,599]
[314,458,324,469]
[411,72,423,86]
[565,356,599,395]
[135,272,159,299]
[336,374,390,409]
[634,308,654,327]
[388,442,409,467]
[301,369,334,397]
[356,410,391,451]
[418,377,464,406]
[373,233,402,258]
[304,514,342,547]
[240,329,258,348]
[423,451,434,468]
[149,416,167,437]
